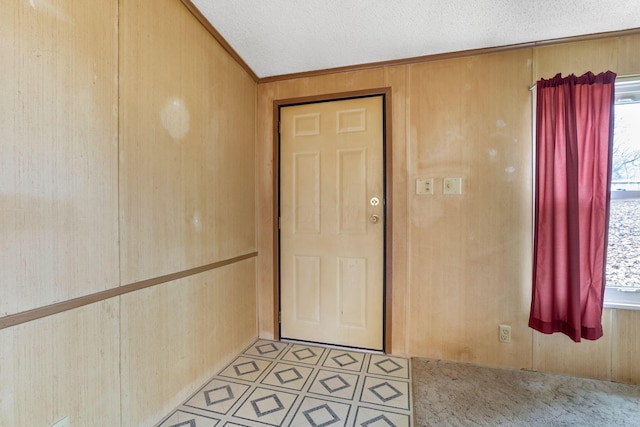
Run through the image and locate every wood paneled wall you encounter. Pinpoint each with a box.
[0,0,258,425]
[119,0,256,284]
[256,33,640,383]
[406,50,534,369]
[120,260,257,425]
[0,0,119,317]
[2,3,638,426]
[0,302,121,426]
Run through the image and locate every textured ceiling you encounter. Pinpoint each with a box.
[191,0,640,79]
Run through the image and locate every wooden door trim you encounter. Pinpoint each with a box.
[272,87,393,351]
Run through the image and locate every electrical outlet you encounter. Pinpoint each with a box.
[499,325,511,343]
[50,417,70,427]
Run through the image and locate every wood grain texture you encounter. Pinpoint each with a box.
[0,0,119,316]
[120,259,258,427]
[119,0,257,284]
[0,252,257,330]
[616,33,640,75]
[257,34,640,382]
[2,1,260,426]
[116,3,260,424]
[612,309,640,384]
[405,50,534,369]
[1,13,638,427]
[275,69,387,100]
[533,310,613,380]
[384,65,410,356]
[0,301,120,426]
[532,37,617,82]
[179,0,259,82]
[256,82,279,339]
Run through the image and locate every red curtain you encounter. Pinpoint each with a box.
[529,71,616,342]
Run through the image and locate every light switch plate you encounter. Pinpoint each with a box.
[416,178,434,195]
[443,177,462,195]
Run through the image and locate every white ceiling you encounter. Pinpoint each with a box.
[191,0,640,79]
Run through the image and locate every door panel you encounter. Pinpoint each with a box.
[280,96,384,350]
[338,149,367,233]
[293,255,321,322]
[338,256,367,327]
[293,152,320,233]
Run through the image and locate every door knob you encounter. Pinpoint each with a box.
[370,197,380,206]
[369,215,380,224]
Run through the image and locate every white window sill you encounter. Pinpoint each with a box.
[604,287,640,310]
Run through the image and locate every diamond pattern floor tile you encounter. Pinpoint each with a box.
[360,377,411,410]
[155,340,412,427]
[261,363,314,391]
[289,396,351,427]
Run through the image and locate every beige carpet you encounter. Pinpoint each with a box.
[412,358,640,426]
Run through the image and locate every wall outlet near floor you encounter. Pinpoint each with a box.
[499,324,511,343]
[50,417,70,427]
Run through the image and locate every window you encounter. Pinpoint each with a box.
[604,77,640,309]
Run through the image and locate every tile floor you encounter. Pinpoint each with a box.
[156,339,413,427]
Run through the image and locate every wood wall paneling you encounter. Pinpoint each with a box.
[120,260,258,427]
[117,2,260,424]
[612,309,640,384]
[0,252,257,330]
[179,0,259,82]
[616,33,640,74]
[119,0,257,284]
[2,0,260,425]
[0,0,119,316]
[384,65,410,355]
[532,38,618,82]
[256,35,640,381]
[256,82,279,339]
[3,9,640,427]
[406,51,534,368]
[274,69,387,100]
[0,301,120,426]
[533,310,613,380]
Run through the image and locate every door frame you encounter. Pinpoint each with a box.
[272,87,393,351]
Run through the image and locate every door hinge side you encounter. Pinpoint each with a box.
[278,217,281,229]
[278,312,281,323]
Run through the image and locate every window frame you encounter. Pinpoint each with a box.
[603,76,640,310]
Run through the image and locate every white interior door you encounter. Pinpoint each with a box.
[279,95,384,350]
